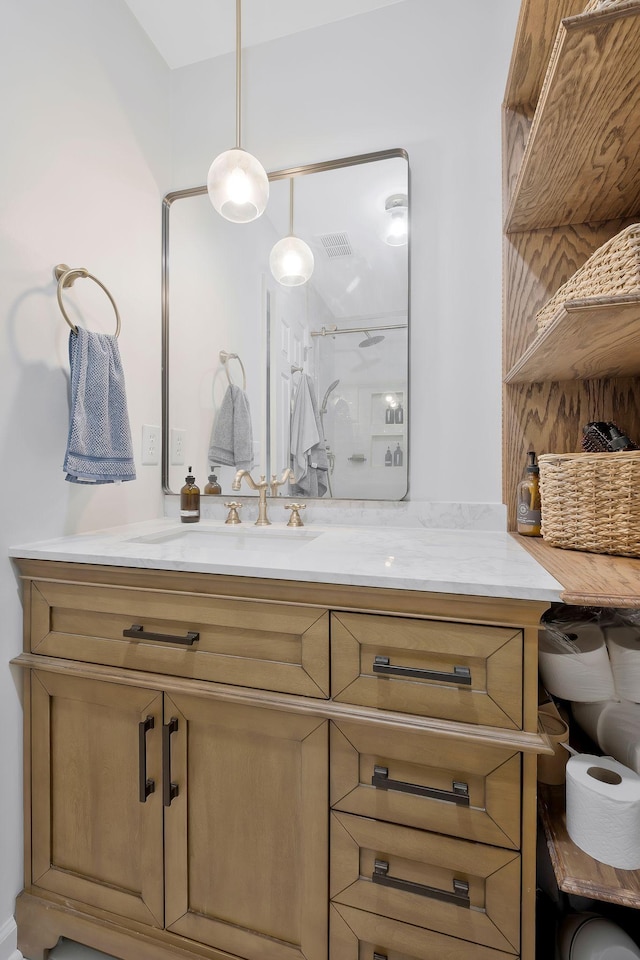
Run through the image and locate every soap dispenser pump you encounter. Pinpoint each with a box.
[516,451,541,537]
[204,466,222,495]
[180,467,200,523]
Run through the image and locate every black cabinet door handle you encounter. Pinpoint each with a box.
[372,765,470,806]
[123,624,199,646]
[373,859,470,908]
[138,715,155,803]
[373,656,472,685]
[162,717,179,806]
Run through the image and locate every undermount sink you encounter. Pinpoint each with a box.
[127,525,321,553]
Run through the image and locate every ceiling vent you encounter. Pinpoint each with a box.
[318,232,352,258]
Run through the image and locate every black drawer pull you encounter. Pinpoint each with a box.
[163,717,179,807]
[372,765,470,806]
[373,859,470,908]
[124,624,199,646]
[373,656,472,685]
[138,715,155,803]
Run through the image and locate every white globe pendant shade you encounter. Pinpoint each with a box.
[207,147,269,223]
[270,235,314,286]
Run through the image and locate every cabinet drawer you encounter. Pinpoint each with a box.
[331,721,521,848]
[28,579,329,698]
[331,812,520,955]
[331,612,522,728]
[331,903,517,960]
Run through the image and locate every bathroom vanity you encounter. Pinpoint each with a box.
[10,520,560,960]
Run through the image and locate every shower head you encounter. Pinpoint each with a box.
[359,331,385,348]
[320,379,340,413]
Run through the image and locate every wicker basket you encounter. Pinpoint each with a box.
[583,0,632,10]
[538,451,640,558]
[536,223,640,333]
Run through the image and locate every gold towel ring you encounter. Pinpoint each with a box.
[219,350,246,390]
[54,263,121,338]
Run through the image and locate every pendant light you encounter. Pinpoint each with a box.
[384,193,408,246]
[207,0,269,223]
[270,179,315,286]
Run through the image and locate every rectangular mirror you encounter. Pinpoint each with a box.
[163,149,409,499]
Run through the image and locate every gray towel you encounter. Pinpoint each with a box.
[64,328,136,484]
[289,374,328,498]
[209,383,254,470]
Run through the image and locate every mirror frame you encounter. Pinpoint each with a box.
[161,147,410,495]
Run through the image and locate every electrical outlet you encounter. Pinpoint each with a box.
[141,425,160,465]
[171,428,187,465]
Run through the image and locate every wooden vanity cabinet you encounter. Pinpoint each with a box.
[12,559,549,960]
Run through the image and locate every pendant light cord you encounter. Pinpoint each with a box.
[235,0,242,149]
[289,179,294,235]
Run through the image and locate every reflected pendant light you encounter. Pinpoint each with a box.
[207,0,269,222]
[384,193,408,246]
[270,179,314,286]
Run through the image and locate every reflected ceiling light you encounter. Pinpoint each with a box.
[207,0,269,223]
[384,193,408,246]
[270,179,314,286]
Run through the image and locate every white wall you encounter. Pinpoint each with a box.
[0,0,171,951]
[171,0,520,503]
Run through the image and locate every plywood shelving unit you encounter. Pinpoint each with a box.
[503,0,640,910]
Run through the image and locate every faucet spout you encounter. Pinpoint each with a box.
[270,468,296,498]
[231,470,270,526]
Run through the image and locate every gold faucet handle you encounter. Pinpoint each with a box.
[284,503,306,527]
[224,502,243,525]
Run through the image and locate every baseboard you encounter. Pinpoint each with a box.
[0,917,22,960]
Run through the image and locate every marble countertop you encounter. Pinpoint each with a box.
[9,517,563,602]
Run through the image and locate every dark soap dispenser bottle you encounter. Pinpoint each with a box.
[516,451,541,536]
[180,466,200,523]
[393,442,403,466]
[204,466,222,495]
[385,446,392,467]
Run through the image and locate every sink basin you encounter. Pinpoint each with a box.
[127,525,321,554]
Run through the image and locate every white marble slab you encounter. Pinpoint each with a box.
[164,496,508,531]
[10,517,562,602]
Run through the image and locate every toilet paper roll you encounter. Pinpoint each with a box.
[566,754,640,869]
[537,713,570,784]
[538,625,616,702]
[598,701,640,775]
[605,626,640,702]
[571,701,609,745]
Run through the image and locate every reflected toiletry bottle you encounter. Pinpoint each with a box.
[516,451,541,536]
[204,466,222,495]
[385,447,392,467]
[395,403,404,424]
[180,467,200,523]
[385,405,394,424]
[393,443,403,467]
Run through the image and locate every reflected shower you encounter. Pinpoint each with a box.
[320,379,340,414]
[359,331,385,348]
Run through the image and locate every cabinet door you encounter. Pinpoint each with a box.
[30,671,164,926]
[163,694,328,960]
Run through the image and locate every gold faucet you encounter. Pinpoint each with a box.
[270,468,296,498]
[232,470,271,526]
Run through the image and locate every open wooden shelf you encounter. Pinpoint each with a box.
[512,533,640,607]
[505,295,640,383]
[538,783,640,908]
[504,0,585,111]
[506,2,640,233]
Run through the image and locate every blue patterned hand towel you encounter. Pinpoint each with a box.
[64,327,136,484]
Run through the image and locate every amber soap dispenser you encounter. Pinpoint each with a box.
[180,467,200,523]
[517,451,541,537]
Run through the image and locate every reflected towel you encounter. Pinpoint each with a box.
[290,374,328,498]
[209,383,254,470]
[64,328,136,484]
